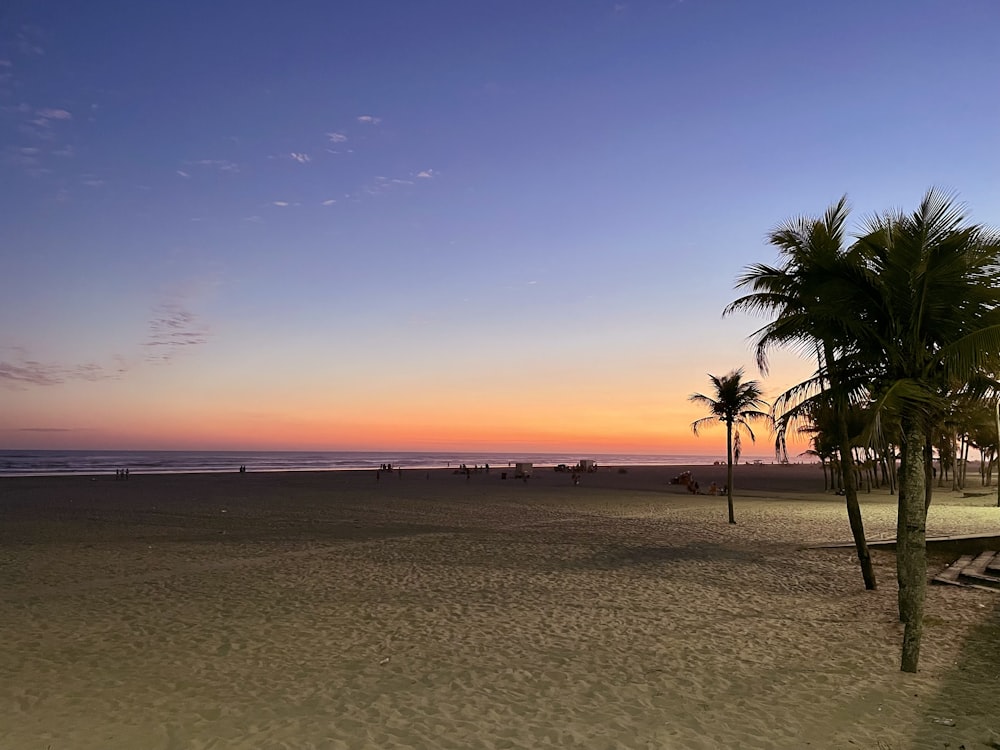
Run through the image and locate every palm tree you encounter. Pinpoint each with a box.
[725,197,877,590]
[847,189,1000,671]
[729,188,1000,671]
[689,368,771,524]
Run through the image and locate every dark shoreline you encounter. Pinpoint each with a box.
[0,463,834,502]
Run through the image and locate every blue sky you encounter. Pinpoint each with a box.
[2,0,999,452]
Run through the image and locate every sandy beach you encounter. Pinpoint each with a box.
[1,464,998,749]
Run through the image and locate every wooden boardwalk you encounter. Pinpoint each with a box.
[932,550,1000,592]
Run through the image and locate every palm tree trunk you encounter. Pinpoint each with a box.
[889,446,898,494]
[996,399,1000,508]
[899,416,928,673]
[896,444,908,623]
[962,438,971,488]
[836,411,876,590]
[726,420,735,524]
[924,435,934,513]
[824,343,876,590]
[951,433,960,491]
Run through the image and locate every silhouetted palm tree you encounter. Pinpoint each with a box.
[730,188,1000,672]
[850,189,1000,671]
[690,368,771,524]
[726,196,877,589]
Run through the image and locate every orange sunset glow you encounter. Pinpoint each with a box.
[5,0,986,464]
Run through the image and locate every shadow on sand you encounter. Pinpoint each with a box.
[909,595,1000,748]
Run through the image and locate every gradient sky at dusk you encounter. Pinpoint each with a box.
[2,0,999,454]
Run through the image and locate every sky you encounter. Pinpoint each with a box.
[2,0,999,455]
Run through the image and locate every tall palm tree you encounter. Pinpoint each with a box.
[689,368,771,524]
[847,189,1000,671]
[729,188,1000,671]
[725,197,877,590]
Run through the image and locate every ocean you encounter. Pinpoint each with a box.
[0,450,754,477]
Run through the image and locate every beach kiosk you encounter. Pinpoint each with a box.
[514,462,533,478]
[578,459,597,473]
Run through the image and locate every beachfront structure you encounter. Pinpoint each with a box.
[515,463,532,478]
[578,459,597,472]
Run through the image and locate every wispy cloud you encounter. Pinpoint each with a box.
[186,158,239,173]
[3,145,39,167]
[143,303,209,363]
[2,143,74,180]
[18,106,73,140]
[321,198,337,206]
[176,170,190,178]
[35,108,71,121]
[356,115,381,125]
[290,152,311,164]
[0,357,126,388]
[360,170,439,197]
[272,200,290,207]
[363,175,418,196]
[0,361,66,386]
[326,131,348,143]
[17,25,46,57]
